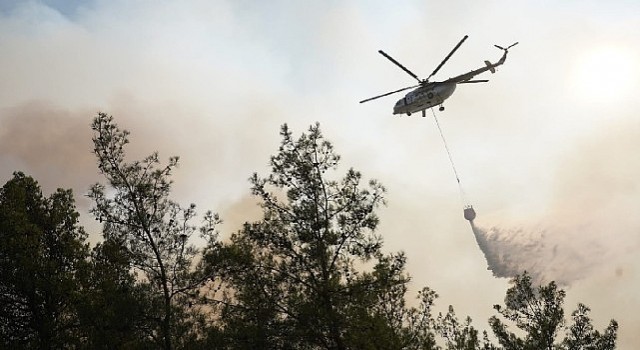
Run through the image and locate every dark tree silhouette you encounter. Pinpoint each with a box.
[89,113,220,350]
[0,172,89,349]
[489,272,618,350]
[205,123,438,349]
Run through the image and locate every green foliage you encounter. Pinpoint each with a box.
[205,123,438,349]
[563,303,618,350]
[435,306,497,350]
[0,172,89,349]
[88,113,220,349]
[0,116,621,350]
[489,272,618,350]
[489,272,565,350]
[76,238,155,349]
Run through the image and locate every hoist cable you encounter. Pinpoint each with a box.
[431,108,470,207]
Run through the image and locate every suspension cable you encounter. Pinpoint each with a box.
[430,108,470,207]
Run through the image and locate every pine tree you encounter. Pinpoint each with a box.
[205,123,438,349]
[89,113,220,349]
[0,172,89,349]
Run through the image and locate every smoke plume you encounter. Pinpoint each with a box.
[0,102,97,205]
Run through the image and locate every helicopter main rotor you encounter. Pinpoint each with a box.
[426,34,468,82]
[360,35,469,104]
[359,84,420,104]
[377,50,422,83]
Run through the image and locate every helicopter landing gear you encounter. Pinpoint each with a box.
[407,112,411,116]
[439,105,445,112]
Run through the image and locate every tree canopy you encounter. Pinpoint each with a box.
[0,115,620,349]
[204,123,441,349]
[88,113,220,349]
[0,172,89,349]
[489,272,618,350]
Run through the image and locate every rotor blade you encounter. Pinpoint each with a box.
[495,42,518,51]
[359,85,419,104]
[426,35,469,81]
[378,50,421,83]
[458,79,489,84]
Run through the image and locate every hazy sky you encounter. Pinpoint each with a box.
[1,0,639,347]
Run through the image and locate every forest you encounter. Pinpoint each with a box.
[0,113,619,349]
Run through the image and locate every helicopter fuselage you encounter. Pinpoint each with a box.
[393,82,456,115]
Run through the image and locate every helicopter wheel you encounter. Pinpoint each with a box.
[439,106,445,112]
[407,112,411,116]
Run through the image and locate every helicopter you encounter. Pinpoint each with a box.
[360,35,518,117]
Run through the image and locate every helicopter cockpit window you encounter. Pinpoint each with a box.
[395,99,405,107]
